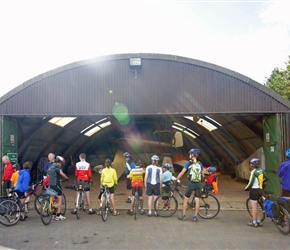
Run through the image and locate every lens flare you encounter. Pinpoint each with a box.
[112,102,130,125]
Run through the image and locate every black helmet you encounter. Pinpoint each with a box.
[55,156,65,164]
[249,158,260,167]
[105,158,112,165]
[135,159,142,166]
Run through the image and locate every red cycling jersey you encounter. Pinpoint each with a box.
[75,161,92,181]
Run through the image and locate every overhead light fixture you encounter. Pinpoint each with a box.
[129,57,142,67]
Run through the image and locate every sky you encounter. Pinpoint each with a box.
[1,0,290,98]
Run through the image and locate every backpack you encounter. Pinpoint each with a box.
[264,199,280,218]
[187,161,202,183]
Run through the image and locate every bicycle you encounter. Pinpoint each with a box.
[0,191,27,226]
[20,180,43,214]
[100,185,113,222]
[154,180,187,217]
[73,180,91,219]
[187,189,220,219]
[246,191,290,235]
[132,184,143,220]
[154,181,220,219]
[35,179,67,216]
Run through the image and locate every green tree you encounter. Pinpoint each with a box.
[265,56,290,101]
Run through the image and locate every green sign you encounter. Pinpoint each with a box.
[7,153,18,163]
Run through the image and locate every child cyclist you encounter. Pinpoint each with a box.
[128,159,145,215]
[161,163,176,209]
[203,166,217,194]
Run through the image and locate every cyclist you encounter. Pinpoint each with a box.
[144,155,162,217]
[161,163,174,209]
[277,148,290,199]
[128,159,145,215]
[244,158,269,227]
[176,148,204,222]
[71,153,96,215]
[11,163,21,189]
[44,153,55,177]
[123,152,136,203]
[14,161,32,219]
[48,156,70,221]
[100,158,120,216]
[1,155,14,195]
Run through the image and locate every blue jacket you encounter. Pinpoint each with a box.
[15,169,31,192]
[278,158,290,191]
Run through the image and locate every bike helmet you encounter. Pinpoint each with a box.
[151,155,159,161]
[55,156,65,164]
[163,163,172,169]
[285,148,290,158]
[135,159,142,166]
[207,166,216,173]
[123,152,130,158]
[249,158,260,167]
[105,158,112,165]
[12,163,20,170]
[188,148,200,156]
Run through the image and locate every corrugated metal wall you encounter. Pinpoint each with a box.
[1,54,289,116]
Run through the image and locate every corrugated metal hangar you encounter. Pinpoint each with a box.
[0,53,290,196]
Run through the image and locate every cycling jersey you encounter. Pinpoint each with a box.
[129,168,145,187]
[75,161,92,181]
[244,168,268,190]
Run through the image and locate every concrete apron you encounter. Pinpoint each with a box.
[61,173,249,211]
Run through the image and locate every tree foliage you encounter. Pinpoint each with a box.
[265,56,290,101]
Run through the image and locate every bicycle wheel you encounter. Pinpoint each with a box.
[272,206,290,235]
[76,193,81,220]
[246,198,266,222]
[154,195,178,217]
[101,195,108,222]
[0,200,21,226]
[198,193,220,219]
[34,194,45,215]
[60,193,66,216]
[133,196,139,220]
[40,197,52,225]
[82,192,86,211]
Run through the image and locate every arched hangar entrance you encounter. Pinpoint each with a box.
[0,53,289,197]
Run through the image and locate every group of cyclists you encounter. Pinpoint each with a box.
[2,146,289,226]
[123,148,217,221]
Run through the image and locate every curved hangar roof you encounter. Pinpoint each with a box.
[1,53,290,168]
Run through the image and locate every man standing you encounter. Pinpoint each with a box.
[144,155,162,217]
[277,148,290,198]
[123,152,136,203]
[71,153,96,215]
[176,148,204,222]
[44,153,55,176]
[1,155,14,195]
